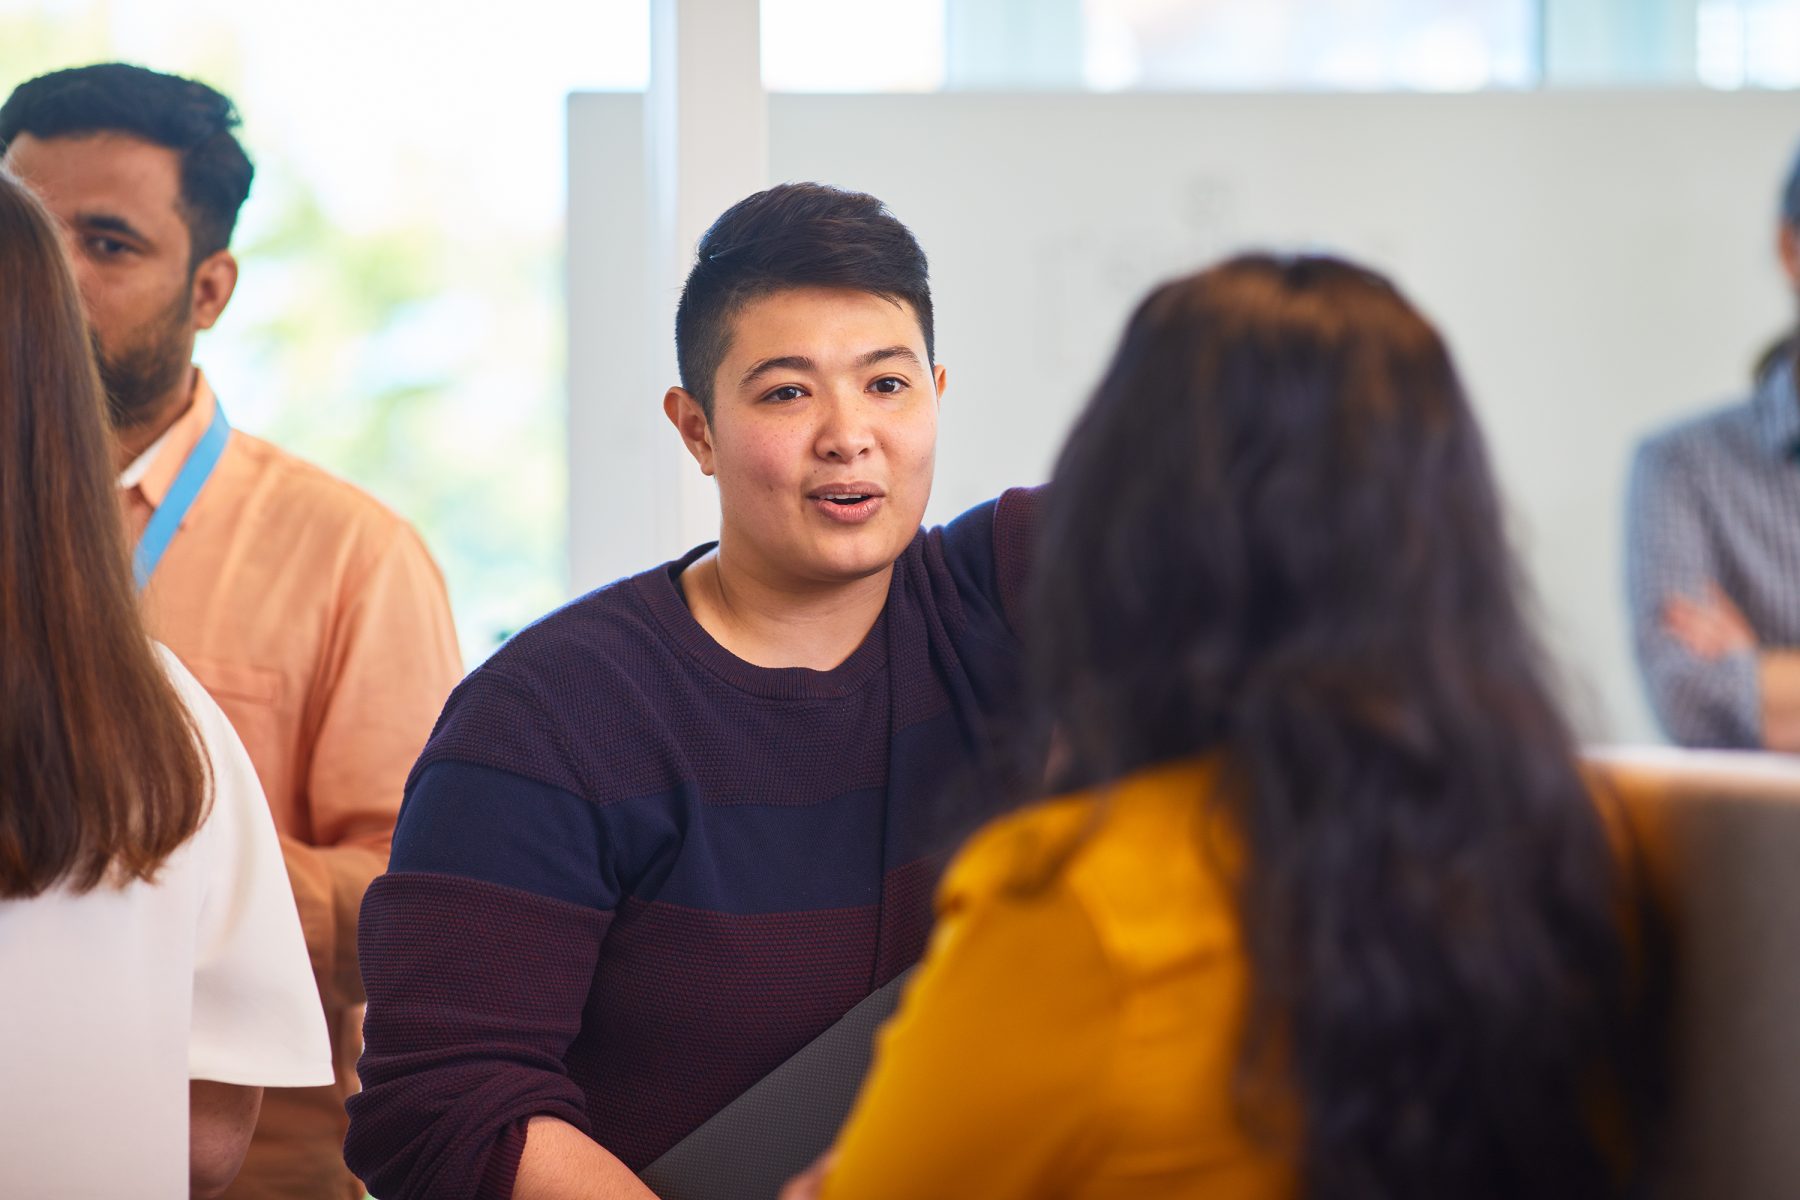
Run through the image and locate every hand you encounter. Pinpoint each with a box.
[1663,583,1757,661]
[779,1150,837,1200]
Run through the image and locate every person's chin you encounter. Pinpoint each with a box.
[806,530,907,583]
[106,394,167,430]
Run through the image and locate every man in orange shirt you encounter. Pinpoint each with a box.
[3,64,463,1199]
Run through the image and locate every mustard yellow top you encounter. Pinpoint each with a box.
[820,757,1295,1200]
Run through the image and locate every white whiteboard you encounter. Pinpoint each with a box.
[569,90,1800,740]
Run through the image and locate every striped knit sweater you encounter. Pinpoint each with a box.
[345,488,1041,1199]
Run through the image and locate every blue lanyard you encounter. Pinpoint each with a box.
[133,403,230,591]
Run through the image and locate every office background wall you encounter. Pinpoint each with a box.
[570,89,1798,742]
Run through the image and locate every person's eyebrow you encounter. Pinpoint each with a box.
[73,212,152,244]
[737,346,923,391]
[857,346,922,371]
[739,354,815,390]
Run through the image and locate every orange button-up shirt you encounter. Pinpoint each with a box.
[124,370,463,1200]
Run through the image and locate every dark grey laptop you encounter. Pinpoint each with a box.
[638,968,914,1200]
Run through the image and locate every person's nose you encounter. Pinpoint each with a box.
[814,389,875,464]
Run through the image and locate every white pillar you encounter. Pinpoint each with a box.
[568,0,766,595]
[648,0,769,552]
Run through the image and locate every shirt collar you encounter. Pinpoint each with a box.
[117,421,177,491]
[1752,351,1800,462]
[117,369,218,508]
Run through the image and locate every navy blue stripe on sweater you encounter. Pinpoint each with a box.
[390,762,610,908]
[392,760,890,914]
[392,698,983,917]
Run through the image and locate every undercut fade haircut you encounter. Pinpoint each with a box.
[675,182,933,417]
[0,63,254,266]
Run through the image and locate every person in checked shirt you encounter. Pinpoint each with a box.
[1626,139,1800,752]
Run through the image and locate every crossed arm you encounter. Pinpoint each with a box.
[1662,584,1800,751]
[1626,437,1800,751]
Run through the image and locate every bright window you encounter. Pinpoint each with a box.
[763,0,946,91]
[1699,0,1800,88]
[759,1,1800,92]
[761,0,1538,92]
[1083,0,1538,91]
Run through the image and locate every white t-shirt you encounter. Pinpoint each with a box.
[0,645,333,1198]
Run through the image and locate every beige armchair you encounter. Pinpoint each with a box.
[1591,747,1800,1200]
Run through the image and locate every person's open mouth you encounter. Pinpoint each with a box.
[807,483,886,524]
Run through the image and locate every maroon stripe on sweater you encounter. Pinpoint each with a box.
[348,873,608,1199]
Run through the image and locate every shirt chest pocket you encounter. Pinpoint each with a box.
[183,656,294,814]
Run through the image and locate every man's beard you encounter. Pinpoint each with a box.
[93,288,194,430]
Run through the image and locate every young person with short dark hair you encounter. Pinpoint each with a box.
[344,183,1040,1199]
[2,63,463,1200]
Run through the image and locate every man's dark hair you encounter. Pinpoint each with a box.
[675,182,933,416]
[0,63,253,266]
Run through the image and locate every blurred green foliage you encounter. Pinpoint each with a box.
[2,6,568,666]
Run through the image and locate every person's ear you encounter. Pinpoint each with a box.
[664,387,717,476]
[932,362,948,404]
[1779,222,1800,291]
[190,249,239,332]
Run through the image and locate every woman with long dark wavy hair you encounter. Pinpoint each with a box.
[0,167,330,1198]
[786,254,1654,1200]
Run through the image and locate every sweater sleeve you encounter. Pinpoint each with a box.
[817,826,1121,1200]
[937,485,1048,638]
[345,669,615,1200]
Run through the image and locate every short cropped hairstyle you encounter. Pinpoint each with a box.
[675,182,933,416]
[0,63,253,266]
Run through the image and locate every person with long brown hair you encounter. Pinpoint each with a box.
[0,166,330,1198]
[785,254,1657,1200]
